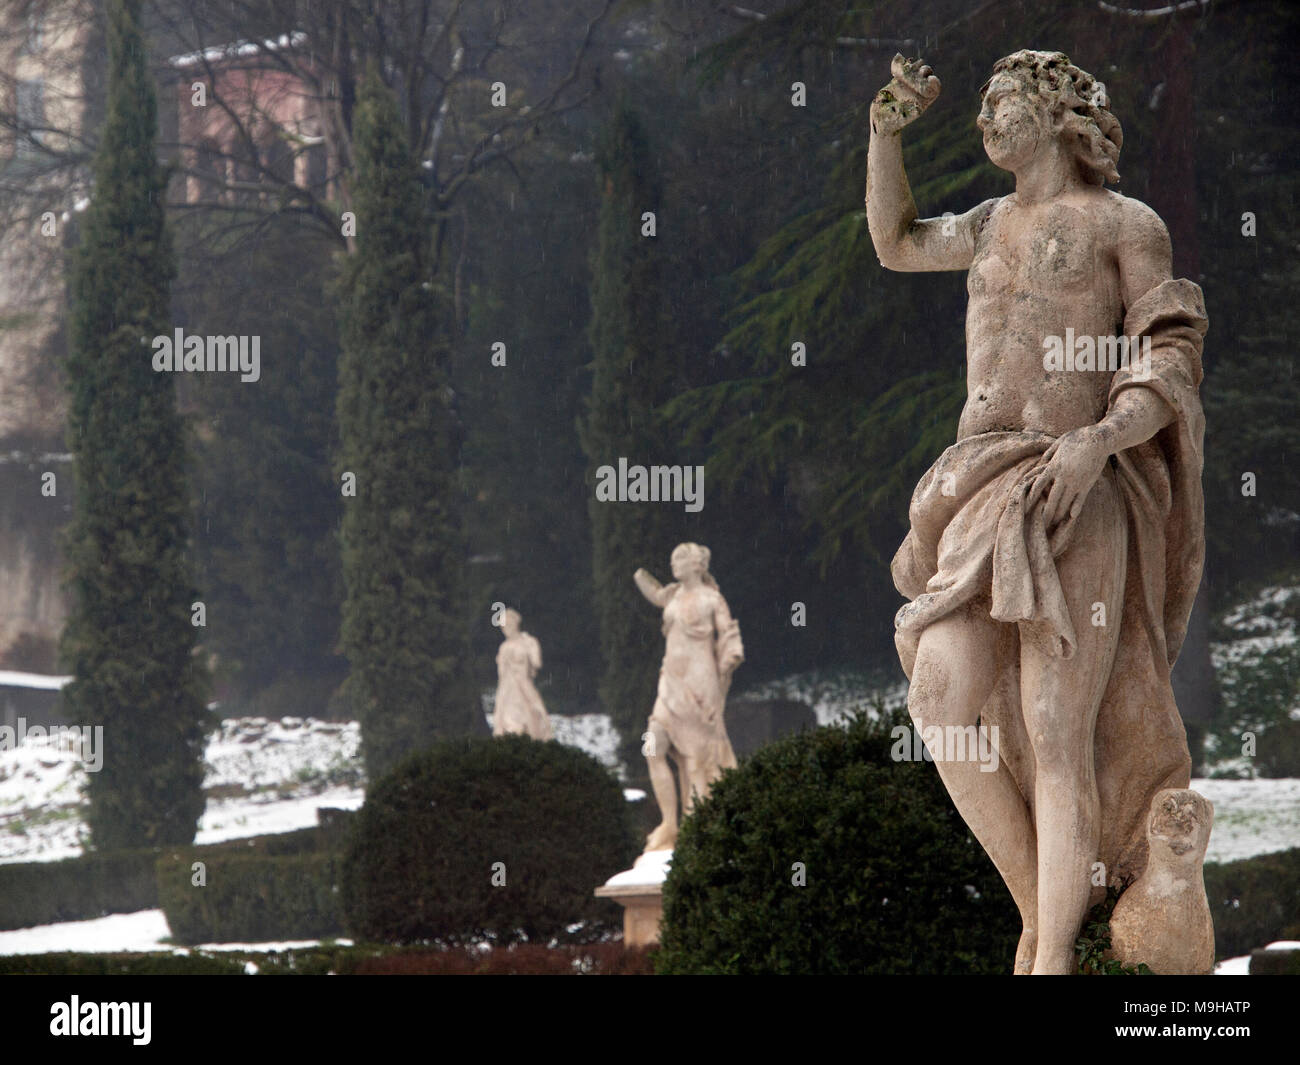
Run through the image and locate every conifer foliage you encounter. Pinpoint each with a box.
[580,105,683,773]
[336,70,479,781]
[61,0,208,849]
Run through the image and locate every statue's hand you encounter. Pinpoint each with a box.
[1028,427,1111,531]
[870,54,941,136]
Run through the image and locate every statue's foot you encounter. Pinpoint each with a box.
[1014,928,1037,975]
[645,821,676,852]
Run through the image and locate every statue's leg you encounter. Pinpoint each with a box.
[644,719,678,851]
[910,600,1039,971]
[1020,478,1127,975]
[678,750,696,817]
[680,748,724,819]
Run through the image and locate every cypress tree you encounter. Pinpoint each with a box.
[61,0,207,849]
[581,105,683,777]
[337,70,479,782]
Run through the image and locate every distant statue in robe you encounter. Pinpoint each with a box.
[493,608,552,741]
[635,543,743,852]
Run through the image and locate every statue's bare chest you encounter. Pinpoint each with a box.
[665,590,715,634]
[968,201,1112,301]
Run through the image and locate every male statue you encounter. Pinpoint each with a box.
[867,51,1210,974]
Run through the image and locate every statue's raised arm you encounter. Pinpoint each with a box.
[633,567,677,609]
[866,54,997,273]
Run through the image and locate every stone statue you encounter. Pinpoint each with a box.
[635,543,743,852]
[868,51,1211,974]
[492,608,553,741]
[1109,789,1216,975]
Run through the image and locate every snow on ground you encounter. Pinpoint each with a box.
[548,712,622,770]
[1213,584,1299,668]
[0,910,170,955]
[196,785,365,846]
[203,716,360,793]
[1194,777,1300,864]
[0,717,365,865]
[0,908,352,956]
[741,667,907,726]
[1,709,627,866]
[480,690,623,772]
[1205,582,1300,774]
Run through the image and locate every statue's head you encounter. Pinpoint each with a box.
[500,607,522,636]
[1147,788,1213,863]
[977,50,1121,185]
[670,542,711,583]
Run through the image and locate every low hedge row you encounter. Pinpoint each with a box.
[0,824,345,932]
[156,851,343,945]
[0,849,159,931]
[0,951,245,975]
[1203,847,1300,959]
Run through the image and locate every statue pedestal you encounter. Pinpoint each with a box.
[595,849,672,948]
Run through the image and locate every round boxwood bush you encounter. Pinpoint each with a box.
[656,706,1021,974]
[341,734,637,944]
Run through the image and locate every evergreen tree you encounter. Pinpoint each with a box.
[61,0,207,849]
[581,105,683,777]
[337,70,480,782]
[183,215,344,712]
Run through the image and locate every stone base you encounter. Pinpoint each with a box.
[594,849,672,948]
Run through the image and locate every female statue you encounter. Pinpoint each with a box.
[492,608,553,741]
[635,543,743,851]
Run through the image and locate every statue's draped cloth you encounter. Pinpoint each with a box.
[494,635,552,740]
[890,279,1208,885]
[652,586,743,772]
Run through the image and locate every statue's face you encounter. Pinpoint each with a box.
[1148,790,1209,859]
[977,72,1049,173]
[502,612,521,637]
[671,550,701,582]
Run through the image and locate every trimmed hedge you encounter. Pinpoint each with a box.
[0,849,158,931]
[656,707,1022,974]
[156,852,342,945]
[0,824,348,932]
[1250,948,1300,975]
[341,735,637,945]
[0,951,244,975]
[1203,847,1300,958]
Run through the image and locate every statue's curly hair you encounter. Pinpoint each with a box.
[983,50,1122,186]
